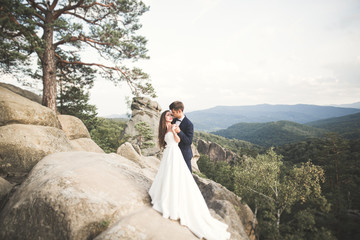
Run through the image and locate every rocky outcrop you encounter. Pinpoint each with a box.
[0,83,104,185]
[0,82,42,104]
[0,151,254,240]
[0,85,60,127]
[0,83,255,239]
[58,115,104,153]
[197,139,239,163]
[122,97,161,156]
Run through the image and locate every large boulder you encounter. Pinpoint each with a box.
[0,82,42,104]
[0,86,60,128]
[117,142,160,180]
[57,115,104,153]
[57,115,91,140]
[70,138,104,153]
[0,151,253,240]
[0,124,73,181]
[0,152,197,240]
[122,97,161,156]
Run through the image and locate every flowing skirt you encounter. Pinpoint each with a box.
[149,142,230,240]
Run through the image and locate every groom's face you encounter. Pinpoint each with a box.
[171,109,182,119]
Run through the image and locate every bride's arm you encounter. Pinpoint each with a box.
[171,125,181,143]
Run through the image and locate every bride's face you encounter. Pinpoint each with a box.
[165,111,173,122]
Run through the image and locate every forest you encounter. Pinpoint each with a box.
[197,127,360,239]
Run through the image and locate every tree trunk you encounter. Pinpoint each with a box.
[41,13,57,112]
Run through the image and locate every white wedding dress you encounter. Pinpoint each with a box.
[149,132,231,240]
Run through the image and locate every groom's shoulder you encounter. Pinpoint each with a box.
[184,116,193,125]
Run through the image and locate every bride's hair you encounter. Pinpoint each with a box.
[158,110,170,149]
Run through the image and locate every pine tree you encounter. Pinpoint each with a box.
[0,0,154,111]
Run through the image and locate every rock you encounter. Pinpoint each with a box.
[57,115,104,153]
[94,207,198,240]
[117,142,142,164]
[0,82,42,104]
[117,142,160,176]
[194,175,256,240]
[197,139,239,163]
[0,151,253,240]
[0,86,60,128]
[70,138,104,153]
[191,144,200,172]
[57,115,91,140]
[0,177,12,204]
[0,152,193,240]
[0,124,73,181]
[122,97,161,156]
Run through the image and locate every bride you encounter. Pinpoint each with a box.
[149,110,231,240]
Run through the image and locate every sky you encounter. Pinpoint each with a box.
[2,0,360,116]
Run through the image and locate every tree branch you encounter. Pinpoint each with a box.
[53,0,84,19]
[246,186,275,202]
[54,34,113,48]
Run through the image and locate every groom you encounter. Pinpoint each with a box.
[170,101,194,173]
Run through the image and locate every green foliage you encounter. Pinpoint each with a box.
[306,112,360,140]
[277,135,360,239]
[213,121,327,147]
[233,149,331,239]
[197,155,234,191]
[134,121,155,149]
[90,118,128,153]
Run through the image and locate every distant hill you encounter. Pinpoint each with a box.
[331,102,360,109]
[306,112,360,139]
[187,104,360,131]
[212,120,327,147]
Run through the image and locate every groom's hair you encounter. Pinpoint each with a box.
[169,101,184,112]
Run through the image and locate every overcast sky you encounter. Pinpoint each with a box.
[2,0,360,116]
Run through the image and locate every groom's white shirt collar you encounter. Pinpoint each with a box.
[175,115,185,126]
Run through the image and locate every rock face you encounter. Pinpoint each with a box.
[122,97,162,156]
[0,86,60,128]
[0,151,254,240]
[197,139,239,163]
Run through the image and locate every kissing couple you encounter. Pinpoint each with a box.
[149,101,230,240]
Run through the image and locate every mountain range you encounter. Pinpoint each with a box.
[211,112,360,147]
[186,104,360,132]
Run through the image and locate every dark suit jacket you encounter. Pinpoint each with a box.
[172,116,194,171]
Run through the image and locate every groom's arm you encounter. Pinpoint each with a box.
[178,122,194,146]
